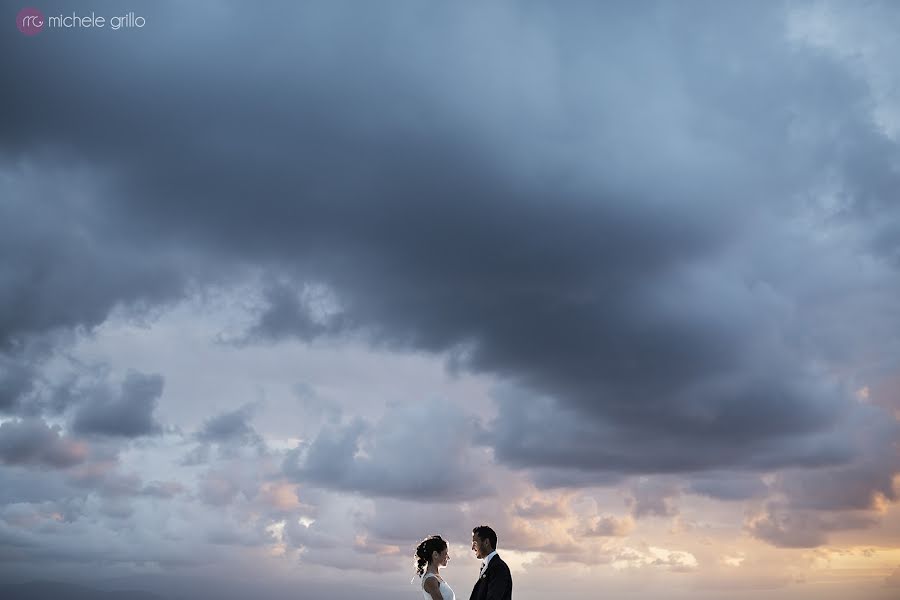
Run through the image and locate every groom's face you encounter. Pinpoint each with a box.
[471,533,491,559]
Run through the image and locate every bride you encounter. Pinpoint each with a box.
[415,535,455,600]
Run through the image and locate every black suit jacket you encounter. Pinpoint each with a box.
[469,554,512,600]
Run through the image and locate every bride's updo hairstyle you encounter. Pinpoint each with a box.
[414,535,448,577]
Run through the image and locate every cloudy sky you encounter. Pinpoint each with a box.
[3,1,900,598]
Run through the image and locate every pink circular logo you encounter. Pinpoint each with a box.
[17,7,44,35]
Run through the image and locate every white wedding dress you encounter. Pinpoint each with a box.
[421,572,455,600]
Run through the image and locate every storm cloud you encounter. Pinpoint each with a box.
[2,0,900,588]
[69,371,164,438]
[4,0,897,487]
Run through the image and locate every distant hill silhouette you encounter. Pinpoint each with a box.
[0,581,169,600]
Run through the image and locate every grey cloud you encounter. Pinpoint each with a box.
[206,525,269,548]
[584,514,634,537]
[69,468,142,498]
[39,374,83,417]
[247,280,349,342]
[363,498,470,546]
[198,472,243,507]
[0,353,37,413]
[275,494,413,573]
[194,404,267,460]
[70,372,164,438]
[626,479,681,519]
[686,473,768,501]
[514,498,568,520]
[0,419,86,469]
[0,163,188,349]
[283,513,407,573]
[0,520,37,553]
[0,467,75,505]
[283,418,366,486]
[733,405,900,547]
[489,384,855,484]
[778,458,898,511]
[746,502,879,548]
[283,518,340,551]
[737,402,900,548]
[140,480,185,499]
[1,0,897,485]
[649,552,699,573]
[99,498,134,520]
[293,383,342,432]
[197,406,259,443]
[195,456,278,508]
[179,443,211,466]
[284,398,491,501]
[529,468,626,490]
[0,334,78,417]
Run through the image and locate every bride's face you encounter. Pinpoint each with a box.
[434,547,450,567]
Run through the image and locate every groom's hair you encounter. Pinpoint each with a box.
[472,525,497,550]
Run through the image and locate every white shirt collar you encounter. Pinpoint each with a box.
[481,550,498,572]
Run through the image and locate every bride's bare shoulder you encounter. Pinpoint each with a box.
[423,574,441,592]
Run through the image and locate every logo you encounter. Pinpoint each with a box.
[17,7,44,35]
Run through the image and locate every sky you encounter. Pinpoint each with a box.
[2,1,900,598]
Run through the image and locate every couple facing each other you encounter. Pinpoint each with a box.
[415,525,512,600]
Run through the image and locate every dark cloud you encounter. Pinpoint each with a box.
[0,353,37,412]
[247,280,349,342]
[489,383,857,484]
[69,372,164,438]
[686,473,768,501]
[188,404,269,463]
[736,403,900,546]
[195,403,264,448]
[0,162,189,349]
[528,468,626,490]
[0,334,78,417]
[0,419,86,469]
[1,0,898,484]
[770,405,899,511]
[197,407,257,442]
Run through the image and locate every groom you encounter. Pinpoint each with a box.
[469,525,512,600]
